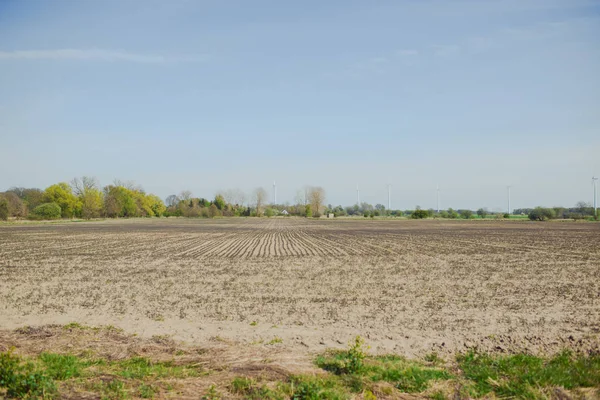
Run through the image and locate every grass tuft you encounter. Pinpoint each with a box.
[457,349,600,398]
[316,336,451,393]
[0,350,56,398]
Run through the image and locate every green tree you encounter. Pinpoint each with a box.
[411,209,429,219]
[44,183,80,218]
[460,209,473,219]
[477,208,487,219]
[71,177,103,219]
[305,204,312,218]
[528,207,556,221]
[0,197,8,221]
[265,207,274,217]
[103,185,138,217]
[447,208,458,219]
[32,203,62,220]
[213,194,225,210]
[80,188,103,219]
[147,194,166,217]
[208,203,220,218]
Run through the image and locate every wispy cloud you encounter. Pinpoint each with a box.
[0,48,206,63]
[431,44,460,57]
[396,49,418,56]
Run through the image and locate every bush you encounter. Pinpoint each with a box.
[459,210,473,219]
[503,213,510,219]
[305,204,312,218]
[411,209,429,219]
[528,207,555,221]
[447,208,458,219]
[0,198,8,221]
[31,203,62,220]
[208,204,221,218]
[0,350,56,398]
[317,336,368,375]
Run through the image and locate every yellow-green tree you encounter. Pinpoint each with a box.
[80,188,103,219]
[72,177,104,219]
[146,194,166,217]
[44,183,81,218]
[103,185,138,217]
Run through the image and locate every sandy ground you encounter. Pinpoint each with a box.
[1,218,599,358]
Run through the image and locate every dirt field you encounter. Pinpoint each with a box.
[1,218,599,358]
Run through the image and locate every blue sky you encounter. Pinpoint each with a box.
[1,0,599,211]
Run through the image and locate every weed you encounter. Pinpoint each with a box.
[289,375,348,400]
[429,390,447,400]
[0,350,56,398]
[39,353,85,380]
[99,378,128,400]
[138,383,156,398]
[424,352,444,365]
[202,384,221,400]
[363,389,377,400]
[229,377,282,399]
[114,357,198,379]
[230,377,254,394]
[250,321,258,326]
[393,367,451,393]
[316,336,367,375]
[267,337,283,345]
[316,339,451,394]
[63,322,87,330]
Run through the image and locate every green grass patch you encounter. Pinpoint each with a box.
[0,349,202,399]
[0,350,57,398]
[86,378,128,400]
[39,352,89,380]
[138,382,157,398]
[3,342,599,400]
[230,375,349,400]
[230,377,283,399]
[457,349,600,398]
[113,357,198,379]
[316,337,451,393]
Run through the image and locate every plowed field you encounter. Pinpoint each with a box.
[1,218,598,356]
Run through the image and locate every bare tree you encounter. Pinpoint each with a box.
[165,194,180,207]
[233,189,247,206]
[308,186,326,216]
[253,187,267,216]
[112,179,144,192]
[218,188,247,206]
[218,189,234,205]
[294,189,305,206]
[71,176,98,197]
[179,190,193,202]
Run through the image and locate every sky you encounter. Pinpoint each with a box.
[0,0,599,211]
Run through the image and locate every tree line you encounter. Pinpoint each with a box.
[0,179,597,221]
[0,178,165,221]
[0,179,328,221]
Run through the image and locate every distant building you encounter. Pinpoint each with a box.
[281,210,289,215]
[327,213,334,218]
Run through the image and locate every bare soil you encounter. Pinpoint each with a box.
[1,218,599,358]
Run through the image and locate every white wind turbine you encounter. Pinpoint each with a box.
[593,177,598,217]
